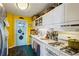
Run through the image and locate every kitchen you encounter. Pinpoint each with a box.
[0,3,79,56]
[31,3,79,56]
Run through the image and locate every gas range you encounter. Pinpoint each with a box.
[48,41,79,56]
[60,46,79,55]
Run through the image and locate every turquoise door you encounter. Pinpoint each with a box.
[16,20,27,46]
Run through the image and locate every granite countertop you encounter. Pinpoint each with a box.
[31,35,67,45]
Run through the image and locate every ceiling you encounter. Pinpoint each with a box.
[3,3,49,17]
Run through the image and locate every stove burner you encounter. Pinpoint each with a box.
[60,46,79,55]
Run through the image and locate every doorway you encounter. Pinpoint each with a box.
[15,20,27,46]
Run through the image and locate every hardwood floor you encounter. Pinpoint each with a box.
[8,45,37,56]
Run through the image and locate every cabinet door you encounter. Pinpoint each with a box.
[64,3,79,22]
[53,4,64,24]
[42,14,47,27]
[43,9,56,28]
[43,12,53,26]
[40,43,47,56]
[43,4,64,27]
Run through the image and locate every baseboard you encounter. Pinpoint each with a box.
[8,45,15,49]
[8,44,31,49]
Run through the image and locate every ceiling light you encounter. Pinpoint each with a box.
[16,3,29,10]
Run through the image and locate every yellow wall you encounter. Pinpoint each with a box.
[6,12,33,48]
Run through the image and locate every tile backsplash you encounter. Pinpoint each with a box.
[58,31,79,40]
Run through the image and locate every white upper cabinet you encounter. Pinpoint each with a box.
[64,3,79,22]
[52,4,64,24]
[43,4,64,26]
[36,3,79,28]
[42,14,48,26]
[43,11,53,26]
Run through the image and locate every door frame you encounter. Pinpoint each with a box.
[14,19,28,46]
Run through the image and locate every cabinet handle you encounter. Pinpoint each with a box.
[61,24,79,27]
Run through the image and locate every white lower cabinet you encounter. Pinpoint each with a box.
[40,43,47,56]
[31,37,40,56]
[31,36,47,56]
